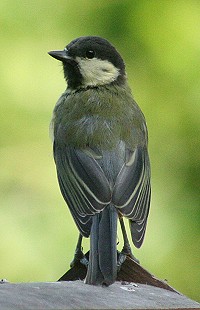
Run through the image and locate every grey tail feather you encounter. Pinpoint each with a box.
[85,204,118,286]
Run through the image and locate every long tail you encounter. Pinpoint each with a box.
[85,204,118,286]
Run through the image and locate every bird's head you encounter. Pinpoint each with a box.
[48,36,126,90]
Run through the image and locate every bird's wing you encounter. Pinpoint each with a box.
[54,144,111,237]
[113,146,151,248]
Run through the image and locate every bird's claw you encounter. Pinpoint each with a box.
[117,252,127,271]
[79,255,89,267]
[121,244,140,263]
[117,246,140,271]
[70,249,89,268]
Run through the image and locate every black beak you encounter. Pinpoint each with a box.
[48,50,73,62]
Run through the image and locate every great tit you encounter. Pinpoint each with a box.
[48,36,151,286]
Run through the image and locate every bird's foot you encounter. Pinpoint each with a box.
[70,249,89,268]
[117,245,140,271]
[117,251,127,271]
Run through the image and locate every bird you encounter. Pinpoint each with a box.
[48,36,151,286]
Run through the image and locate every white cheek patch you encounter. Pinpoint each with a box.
[76,57,120,87]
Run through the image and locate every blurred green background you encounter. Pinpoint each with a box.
[0,0,199,302]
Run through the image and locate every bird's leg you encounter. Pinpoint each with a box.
[117,217,139,271]
[70,234,89,268]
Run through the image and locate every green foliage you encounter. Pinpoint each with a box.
[0,0,199,302]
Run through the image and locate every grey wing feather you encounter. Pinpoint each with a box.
[54,144,112,237]
[113,146,151,248]
[67,148,111,204]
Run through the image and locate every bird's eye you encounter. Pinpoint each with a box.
[86,50,95,59]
